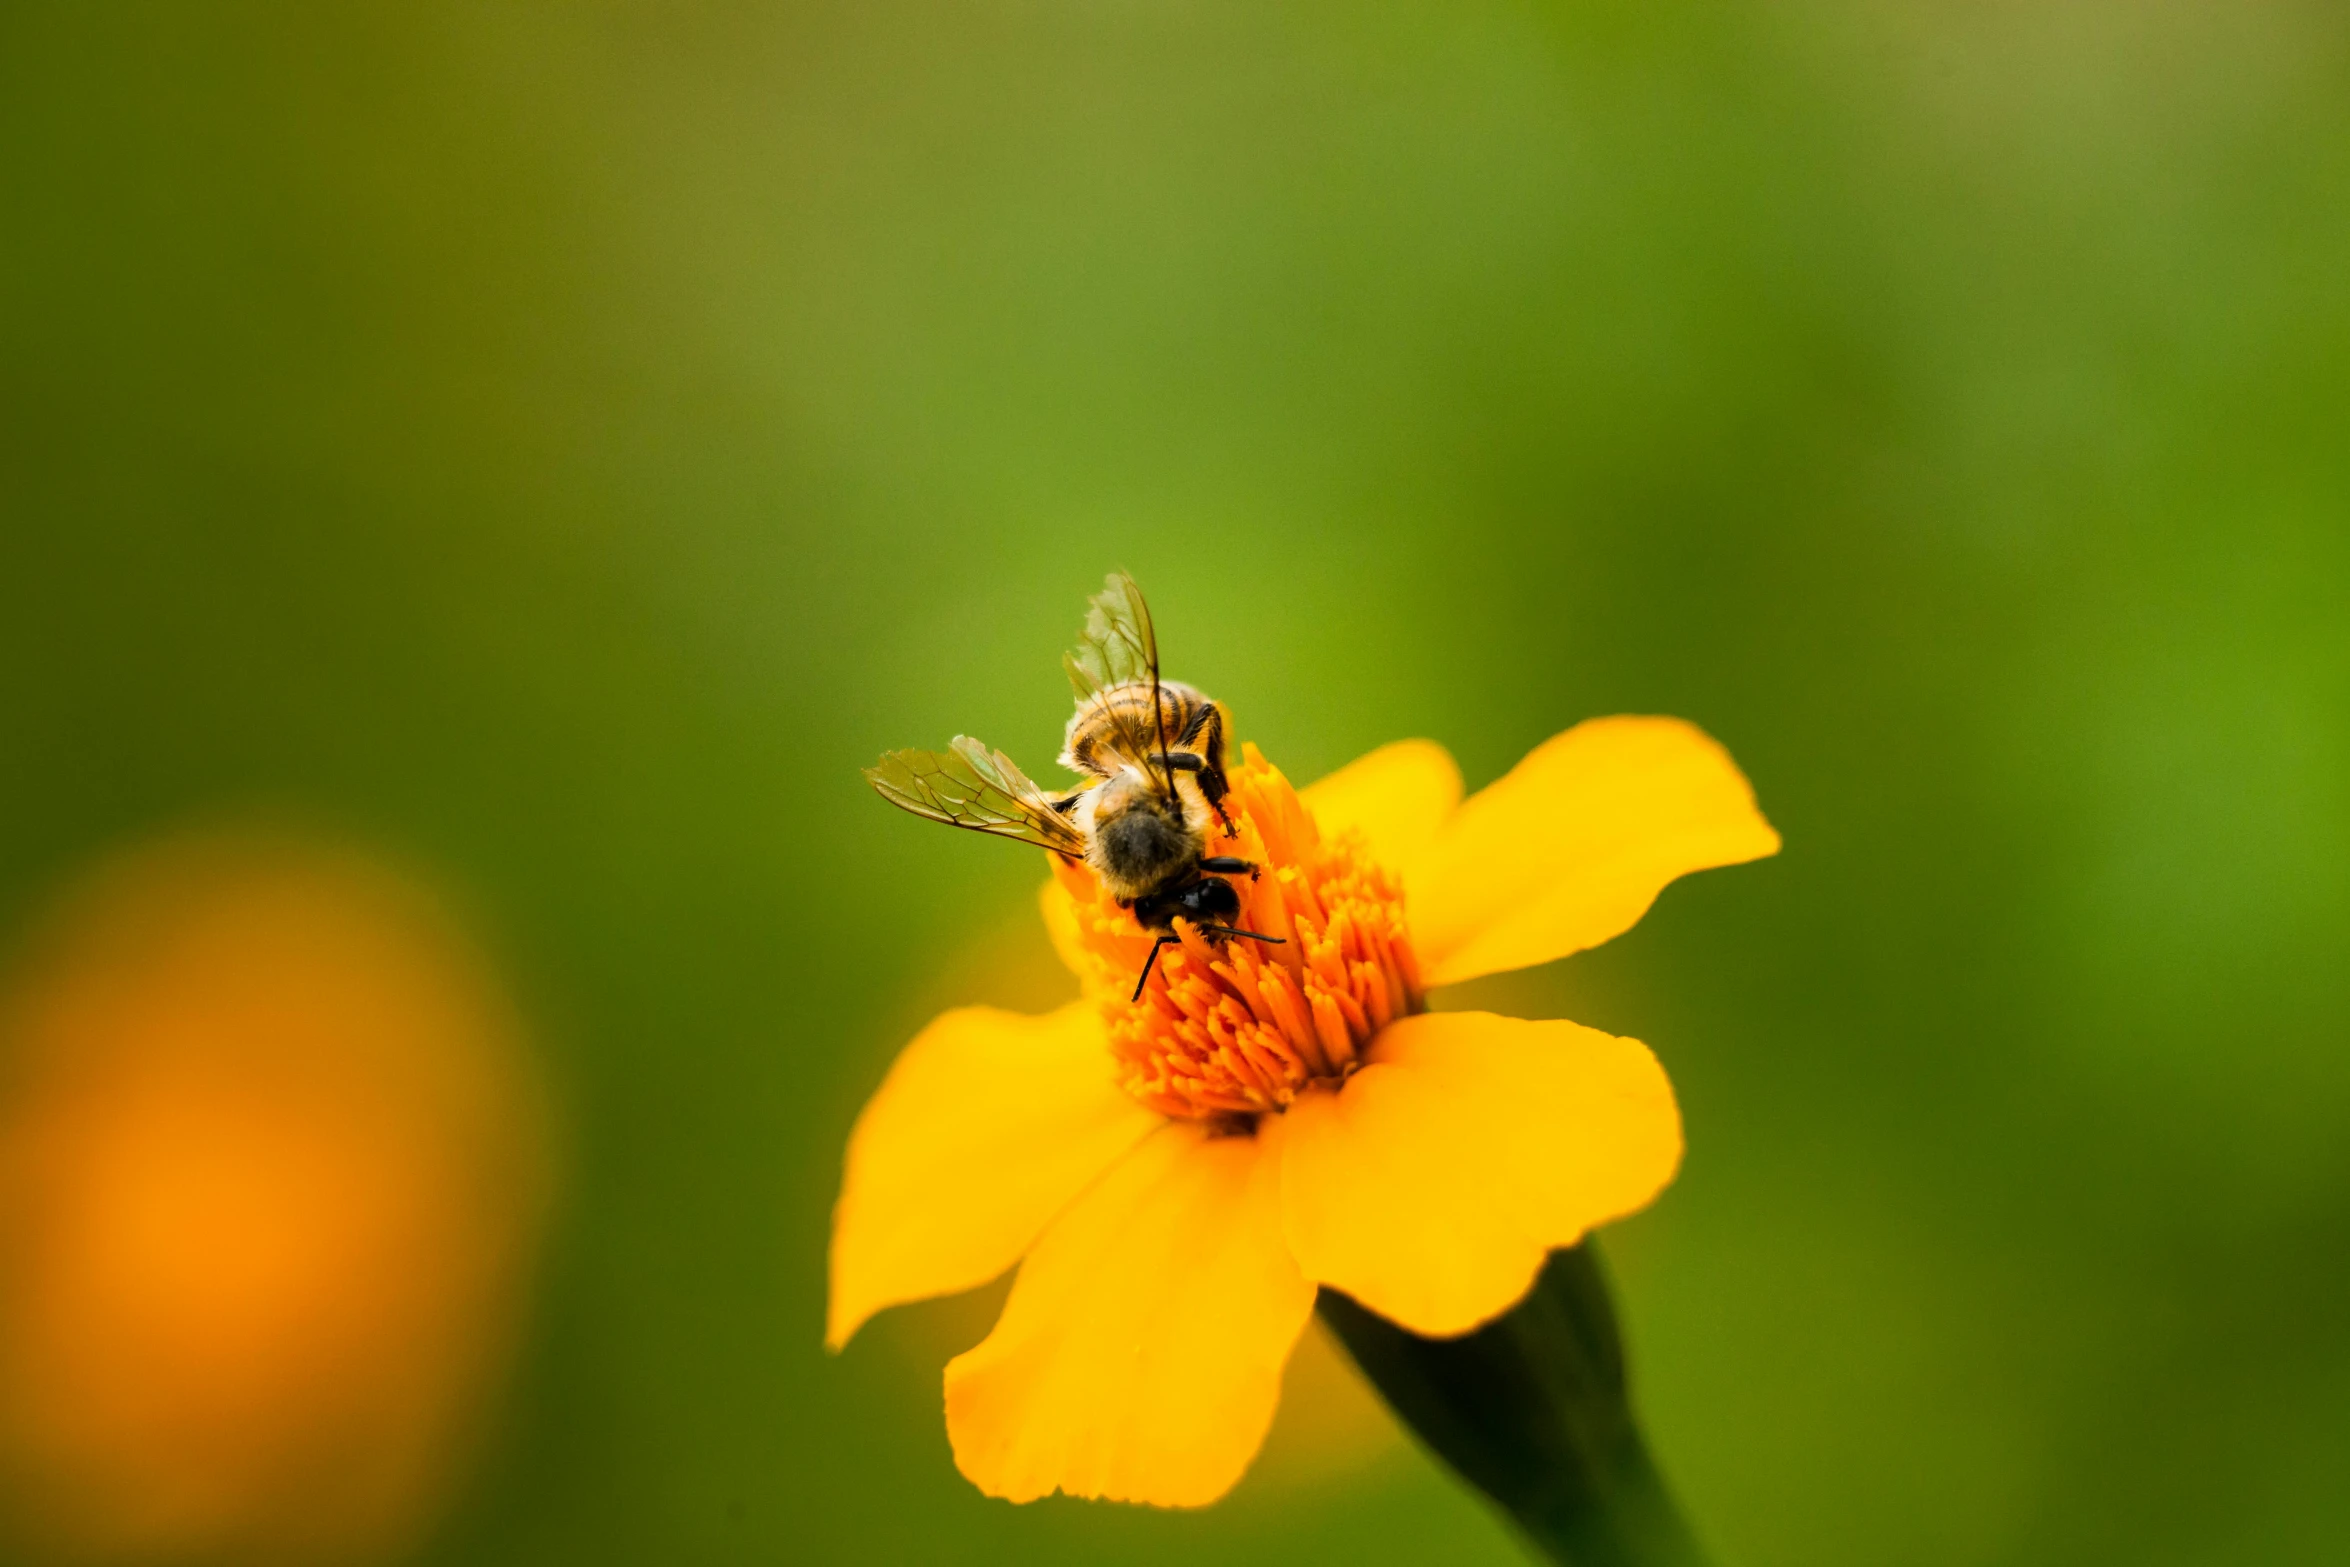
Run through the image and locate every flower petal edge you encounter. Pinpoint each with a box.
[1270,1010,1681,1338]
[1409,716,1779,987]
[944,1121,1315,1506]
[827,1001,1158,1349]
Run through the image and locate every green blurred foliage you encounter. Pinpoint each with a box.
[4,2,2348,1563]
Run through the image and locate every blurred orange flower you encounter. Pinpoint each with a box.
[0,837,555,1564]
[830,718,1777,1506]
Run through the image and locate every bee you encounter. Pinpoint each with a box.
[866,572,1282,1000]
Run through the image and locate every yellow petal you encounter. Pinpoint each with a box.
[827,1002,1157,1349]
[1271,1011,1680,1338]
[1410,716,1779,987]
[944,1121,1315,1506]
[1301,739,1462,877]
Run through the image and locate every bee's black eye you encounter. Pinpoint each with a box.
[1196,879,1241,920]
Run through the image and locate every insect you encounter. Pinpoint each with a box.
[865,572,1283,1000]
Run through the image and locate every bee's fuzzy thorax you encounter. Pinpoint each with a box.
[1076,767,1210,902]
[1058,679,1216,779]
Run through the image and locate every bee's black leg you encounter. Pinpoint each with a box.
[1199,856,1256,878]
[1132,935,1181,1002]
[1200,766,1236,835]
[1168,748,1238,836]
[1198,769,1234,833]
[1195,705,1237,836]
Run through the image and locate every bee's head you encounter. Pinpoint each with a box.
[1082,767,1204,900]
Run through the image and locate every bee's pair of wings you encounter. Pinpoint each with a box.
[865,571,1168,858]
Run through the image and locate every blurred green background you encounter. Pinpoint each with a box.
[5,2,2349,1563]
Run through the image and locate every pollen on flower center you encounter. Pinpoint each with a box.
[1048,745,1424,1121]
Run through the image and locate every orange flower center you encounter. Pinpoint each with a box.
[1049,745,1424,1121]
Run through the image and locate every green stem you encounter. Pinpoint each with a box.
[1318,1243,1712,1567]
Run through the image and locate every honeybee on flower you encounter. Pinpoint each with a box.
[833,573,1779,1508]
[866,573,1280,1000]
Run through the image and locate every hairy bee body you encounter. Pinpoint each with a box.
[867,573,1278,1001]
[1057,679,1221,780]
[1060,679,1234,907]
[1074,765,1212,904]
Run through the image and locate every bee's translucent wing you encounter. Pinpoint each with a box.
[865,737,1087,857]
[1064,571,1173,773]
[1066,571,1159,694]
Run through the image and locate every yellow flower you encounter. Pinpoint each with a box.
[829,717,1778,1507]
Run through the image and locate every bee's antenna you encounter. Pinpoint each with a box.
[1132,925,1286,997]
[1199,926,1284,946]
[1132,936,1177,1002]
[1152,677,1172,798]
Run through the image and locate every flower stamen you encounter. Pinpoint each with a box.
[1049,746,1424,1121]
